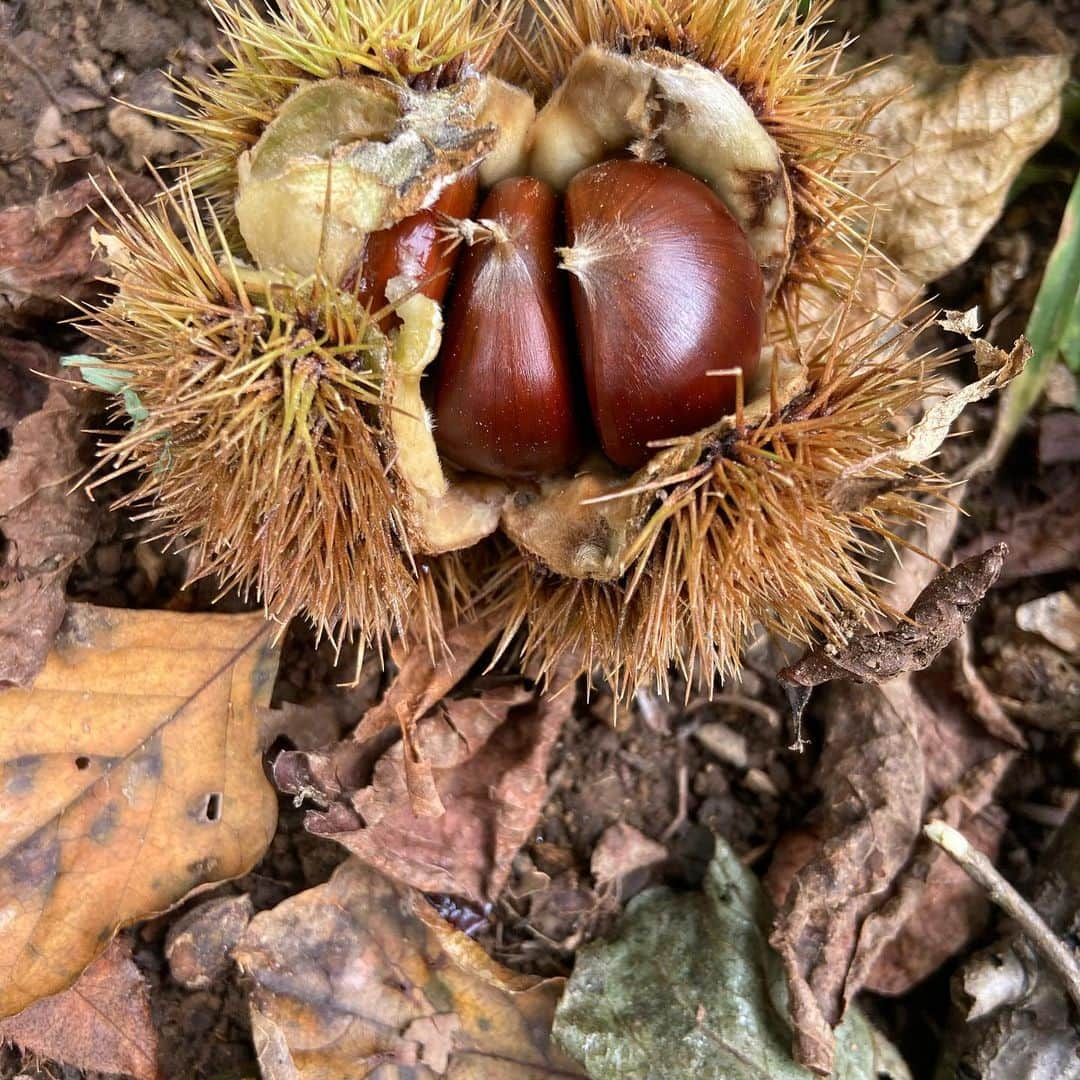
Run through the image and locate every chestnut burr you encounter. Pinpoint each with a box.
[432,176,582,479]
[562,159,765,470]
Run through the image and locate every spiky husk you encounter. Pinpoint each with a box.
[77,180,468,648]
[79,0,951,697]
[173,0,516,216]
[483,307,947,701]
[515,0,890,328]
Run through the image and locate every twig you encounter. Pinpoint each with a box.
[925,820,1080,1014]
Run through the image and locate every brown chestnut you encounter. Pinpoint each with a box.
[432,177,582,479]
[562,159,765,471]
[353,171,478,329]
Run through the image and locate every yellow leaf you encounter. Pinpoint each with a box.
[848,54,1069,282]
[0,603,280,1016]
[235,858,587,1079]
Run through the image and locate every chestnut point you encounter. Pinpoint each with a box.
[419,159,766,478]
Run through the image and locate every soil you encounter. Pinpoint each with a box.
[1,1,1077,1078]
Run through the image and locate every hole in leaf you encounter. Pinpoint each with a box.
[204,792,223,822]
[0,428,11,463]
[75,756,91,770]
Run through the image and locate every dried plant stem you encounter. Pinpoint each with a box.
[925,820,1080,1013]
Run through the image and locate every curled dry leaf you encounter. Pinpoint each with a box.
[847,54,1069,282]
[0,340,99,688]
[0,604,279,1016]
[769,672,1018,1073]
[0,939,156,1080]
[278,677,574,905]
[554,837,908,1080]
[164,893,255,991]
[0,175,155,329]
[234,856,586,1079]
[769,679,924,1075]
[779,544,1007,697]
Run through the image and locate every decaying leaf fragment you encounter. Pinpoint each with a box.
[0,939,157,1080]
[780,544,1007,695]
[276,648,576,905]
[768,671,1018,1075]
[553,837,907,1080]
[235,856,586,1079]
[0,175,154,329]
[0,605,279,1016]
[847,54,1069,282]
[0,340,99,688]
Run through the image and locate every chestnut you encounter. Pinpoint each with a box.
[562,159,765,471]
[432,176,582,479]
[352,171,479,329]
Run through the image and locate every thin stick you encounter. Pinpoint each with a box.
[924,821,1080,1014]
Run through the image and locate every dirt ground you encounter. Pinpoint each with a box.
[0,0,1078,1077]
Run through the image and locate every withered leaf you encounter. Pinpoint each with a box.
[780,545,1007,694]
[279,678,573,905]
[0,174,154,329]
[165,893,255,991]
[555,836,907,1080]
[234,856,586,1079]
[0,341,99,687]
[769,679,924,1075]
[768,671,1017,1074]
[847,54,1069,282]
[0,604,279,1016]
[0,939,156,1080]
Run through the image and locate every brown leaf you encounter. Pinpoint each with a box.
[780,544,1007,694]
[768,669,1017,1073]
[861,803,1008,996]
[769,679,925,1074]
[590,822,667,891]
[281,680,574,905]
[0,604,279,1016]
[956,482,1080,581]
[0,174,154,329]
[234,857,586,1079]
[0,341,99,687]
[0,939,157,1079]
[164,894,255,991]
[847,54,1069,282]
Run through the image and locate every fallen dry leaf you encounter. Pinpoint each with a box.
[0,174,154,329]
[861,803,1007,996]
[590,822,667,892]
[165,893,255,991]
[234,856,585,1079]
[769,679,925,1074]
[555,836,908,1080]
[0,340,99,687]
[278,678,574,905]
[780,544,1007,699]
[956,480,1080,581]
[0,939,156,1080]
[848,54,1069,282]
[769,672,1017,1074]
[0,604,279,1016]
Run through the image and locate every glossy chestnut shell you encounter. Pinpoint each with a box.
[563,159,765,470]
[432,176,582,479]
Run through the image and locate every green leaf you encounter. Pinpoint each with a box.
[61,355,150,427]
[1027,172,1080,375]
[553,838,909,1080]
